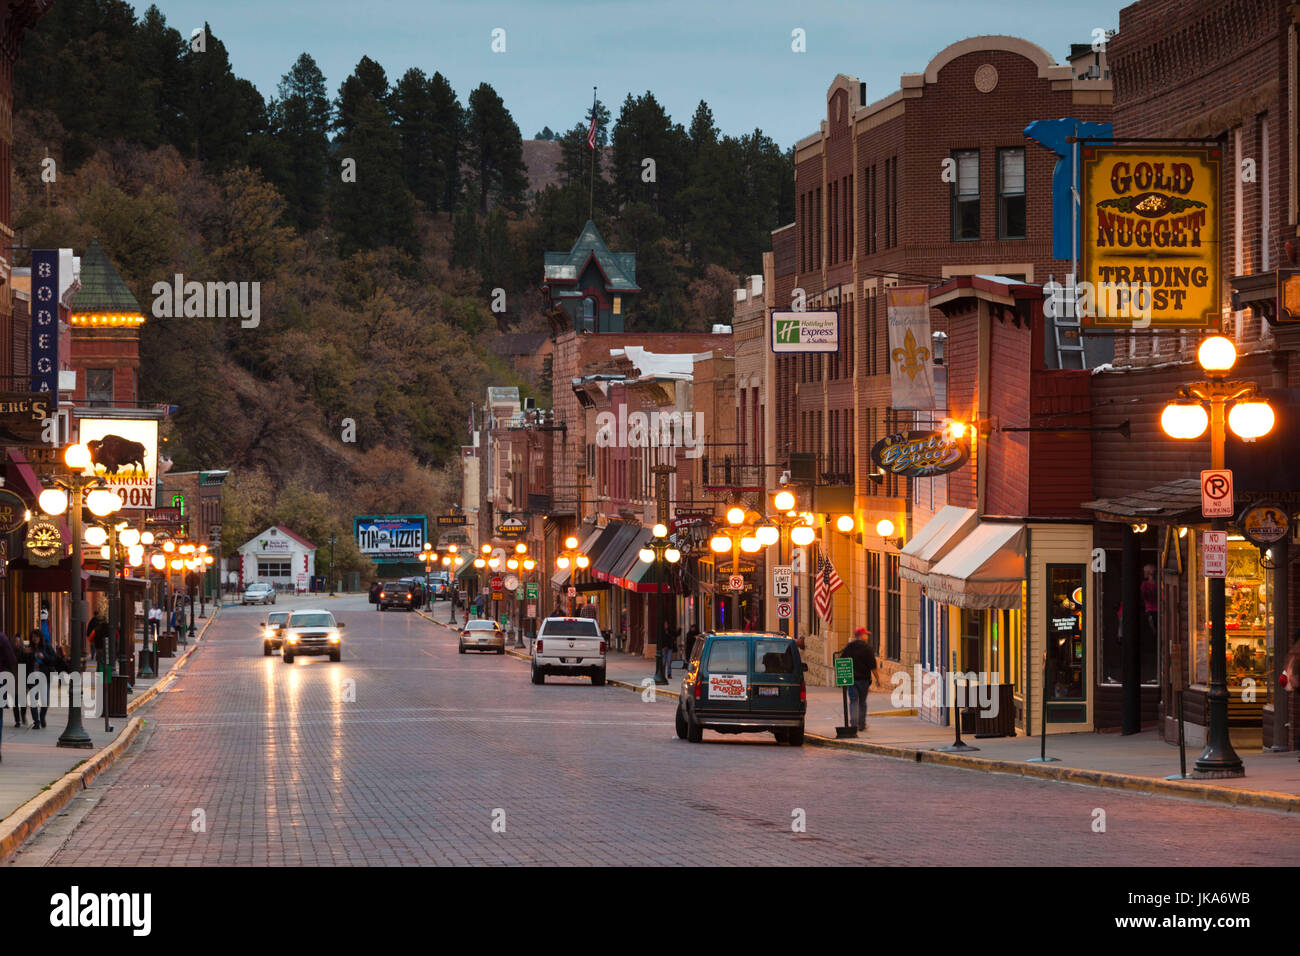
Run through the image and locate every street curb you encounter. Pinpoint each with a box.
[127,605,220,715]
[803,734,1300,812]
[0,716,144,862]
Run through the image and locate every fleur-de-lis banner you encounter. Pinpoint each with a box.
[887,285,936,409]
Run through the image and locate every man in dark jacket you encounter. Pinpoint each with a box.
[841,627,880,731]
[369,580,382,610]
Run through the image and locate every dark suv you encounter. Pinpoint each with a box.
[676,632,806,745]
[378,582,415,611]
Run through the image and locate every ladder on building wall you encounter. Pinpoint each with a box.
[1050,275,1086,369]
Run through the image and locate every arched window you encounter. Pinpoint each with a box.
[582,296,596,330]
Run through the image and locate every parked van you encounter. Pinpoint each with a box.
[676,631,806,745]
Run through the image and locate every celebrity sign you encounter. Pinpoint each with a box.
[870,431,968,478]
[1080,146,1220,328]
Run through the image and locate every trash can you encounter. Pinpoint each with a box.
[103,674,129,719]
[138,649,157,674]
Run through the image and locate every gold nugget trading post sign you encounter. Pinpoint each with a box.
[1081,146,1220,329]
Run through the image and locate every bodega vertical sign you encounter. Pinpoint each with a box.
[30,250,59,396]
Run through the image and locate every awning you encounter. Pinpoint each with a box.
[592,521,640,582]
[6,556,90,592]
[900,505,978,582]
[918,522,1026,609]
[609,528,672,593]
[580,522,623,568]
[1081,478,1202,524]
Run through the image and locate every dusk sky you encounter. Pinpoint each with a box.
[148,0,1117,148]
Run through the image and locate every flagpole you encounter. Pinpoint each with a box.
[589,85,597,222]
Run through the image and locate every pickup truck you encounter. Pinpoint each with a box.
[531,617,605,686]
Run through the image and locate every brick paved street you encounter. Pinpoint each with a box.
[15,595,1300,866]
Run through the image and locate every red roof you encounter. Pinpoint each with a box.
[274,525,317,550]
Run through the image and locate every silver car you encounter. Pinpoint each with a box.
[459,620,505,654]
[242,582,276,605]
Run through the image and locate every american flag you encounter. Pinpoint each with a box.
[587,111,597,150]
[814,554,843,625]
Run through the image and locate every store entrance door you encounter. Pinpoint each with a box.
[960,609,983,673]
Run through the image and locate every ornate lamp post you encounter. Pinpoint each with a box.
[38,443,122,750]
[637,523,680,683]
[1161,335,1274,778]
[763,491,817,636]
[554,535,589,616]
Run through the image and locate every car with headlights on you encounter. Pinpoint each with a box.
[261,610,290,656]
[281,609,345,663]
[242,582,276,605]
[459,619,505,654]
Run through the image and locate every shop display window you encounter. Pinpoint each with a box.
[1192,538,1272,694]
[1047,564,1086,700]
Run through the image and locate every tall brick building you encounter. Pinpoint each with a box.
[779,36,1112,683]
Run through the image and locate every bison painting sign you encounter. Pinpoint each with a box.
[77,417,160,510]
[1080,146,1221,328]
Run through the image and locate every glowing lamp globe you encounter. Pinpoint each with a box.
[515,543,526,554]
[556,556,570,570]
[474,558,485,568]
[575,555,590,569]
[726,507,745,526]
[1228,400,1275,440]
[652,523,668,539]
[755,526,779,546]
[64,443,91,471]
[665,548,681,564]
[151,554,166,570]
[522,559,535,571]
[638,548,655,564]
[86,488,121,517]
[564,536,579,550]
[507,558,518,570]
[876,519,896,538]
[1160,402,1209,440]
[835,514,856,534]
[84,526,108,547]
[1197,335,1237,373]
[773,490,796,513]
[710,535,731,554]
[38,488,67,516]
[740,536,761,553]
[488,557,500,569]
[481,543,492,554]
[99,545,111,560]
[790,526,816,547]
[120,528,141,547]
[141,531,155,545]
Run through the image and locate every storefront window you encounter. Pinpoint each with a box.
[1193,538,1271,691]
[1098,546,1159,685]
[1047,565,1085,700]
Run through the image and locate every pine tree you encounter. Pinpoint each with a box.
[450,203,481,272]
[271,53,332,230]
[181,23,265,171]
[464,83,528,214]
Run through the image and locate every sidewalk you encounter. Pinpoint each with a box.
[0,610,219,855]
[415,610,1300,810]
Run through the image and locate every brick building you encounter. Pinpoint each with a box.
[780,35,1112,683]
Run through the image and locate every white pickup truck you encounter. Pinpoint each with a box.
[531,617,606,686]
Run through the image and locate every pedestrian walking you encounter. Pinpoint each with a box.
[148,604,162,642]
[29,629,53,729]
[659,619,676,678]
[0,631,15,756]
[840,627,881,732]
[368,580,382,611]
[682,624,701,663]
[9,631,29,727]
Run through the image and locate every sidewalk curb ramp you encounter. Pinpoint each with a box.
[0,607,221,862]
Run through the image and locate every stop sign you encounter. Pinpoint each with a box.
[490,576,503,591]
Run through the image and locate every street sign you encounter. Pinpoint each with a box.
[776,601,793,619]
[435,514,468,526]
[491,590,503,601]
[499,614,508,628]
[728,574,744,591]
[1202,530,1228,577]
[496,516,527,539]
[772,565,793,601]
[567,586,576,597]
[1201,469,1234,517]
[526,582,539,600]
[834,657,855,687]
[527,603,537,617]
[490,576,503,591]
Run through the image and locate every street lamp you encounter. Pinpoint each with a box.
[40,443,119,749]
[1160,334,1273,778]
[555,536,588,615]
[328,533,338,596]
[637,523,680,684]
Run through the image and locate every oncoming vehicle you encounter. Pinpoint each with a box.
[281,609,345,663]
[378,582,415,611]
[261,610,290,656]
[242,582,276,605]
[531,617,605,686]
[676,631,806,745]
[459,619,505,654]
[429,572,452,601]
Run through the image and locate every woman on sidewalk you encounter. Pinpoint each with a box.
[6,631,27,727]
[28,629,52,730]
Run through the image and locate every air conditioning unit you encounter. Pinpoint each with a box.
[789,453,818,484]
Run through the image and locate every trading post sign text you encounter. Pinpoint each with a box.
[1080,146,1220,328]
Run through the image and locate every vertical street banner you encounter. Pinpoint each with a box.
[887,286,936,410]
[1080,145,1221,328]
[30,249,59,396]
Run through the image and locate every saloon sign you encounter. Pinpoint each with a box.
[870,430,968,478]
[1080,146,1221,328]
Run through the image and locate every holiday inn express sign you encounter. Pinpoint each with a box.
[771,311,839,352]
[1080,146,1220,329]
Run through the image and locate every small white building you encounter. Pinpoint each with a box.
[236,525,317,592]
